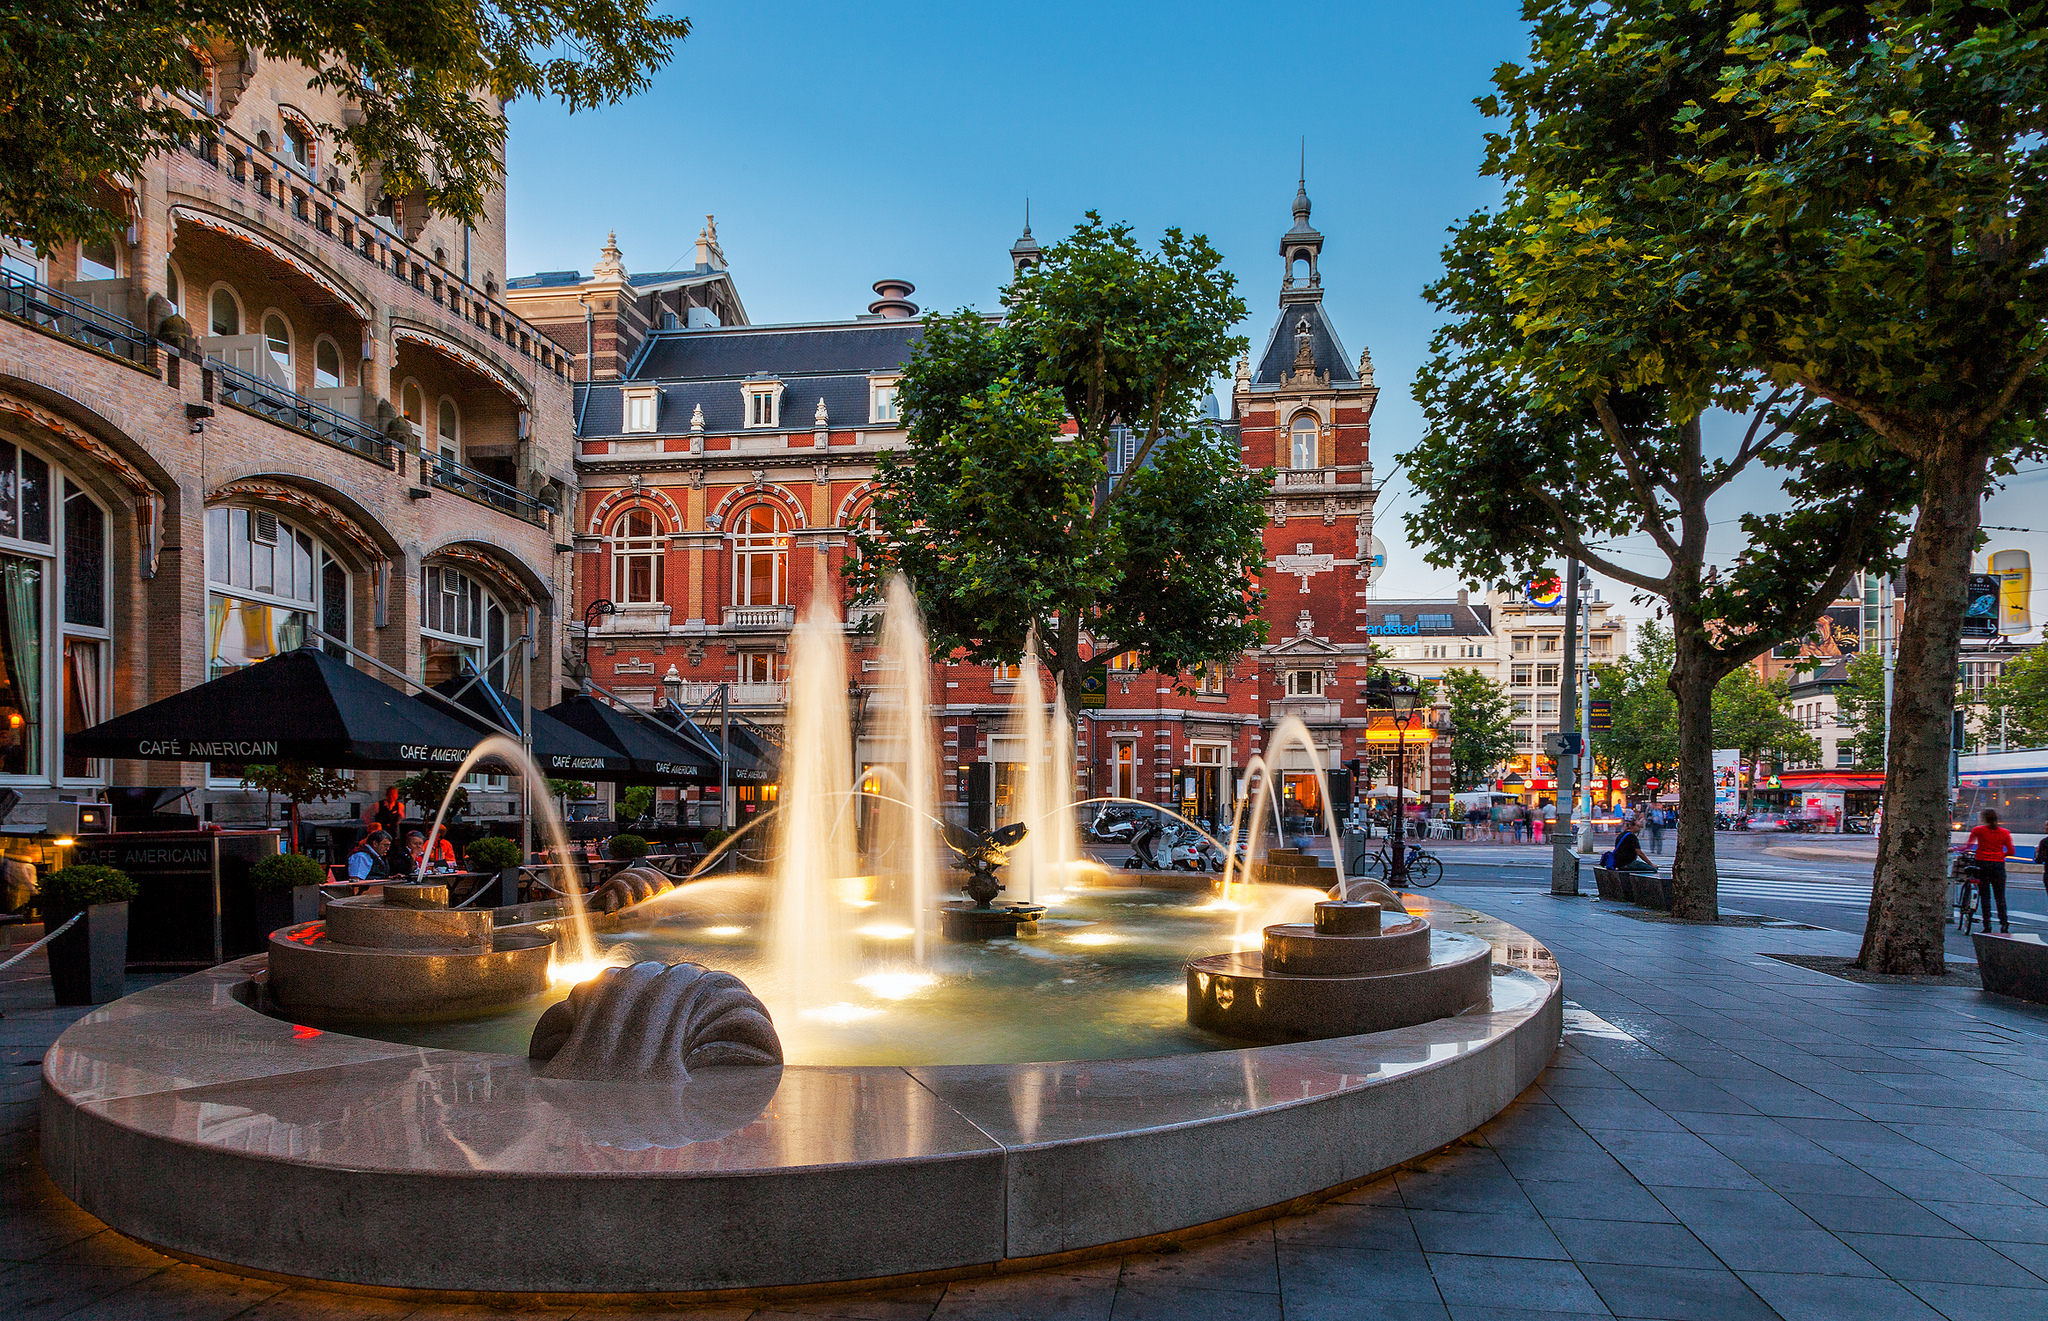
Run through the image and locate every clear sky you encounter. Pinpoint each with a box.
[504,0,2048,646]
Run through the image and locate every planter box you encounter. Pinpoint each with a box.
[253,885,325,940]
[48,901,129,1005]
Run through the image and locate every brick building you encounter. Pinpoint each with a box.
[518,179,1457,830]
[1,49,578,829]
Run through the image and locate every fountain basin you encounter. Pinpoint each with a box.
[1187,930,1495,1042]
[39,894,1557,1298]
[321,894,495,951]
[1262,915,1433,975]
[266,925,556,1021]
[936,901,1045,940]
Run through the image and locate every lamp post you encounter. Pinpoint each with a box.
[581,599,616,690]
[1388,680,1419,881]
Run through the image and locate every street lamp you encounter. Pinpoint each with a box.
[581,599,616,690]
[662,664,683,711]
[1388,680,1419,881]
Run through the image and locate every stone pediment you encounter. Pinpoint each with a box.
[1267,632,1341,657]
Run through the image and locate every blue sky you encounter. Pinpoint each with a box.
[505,0,2048,640]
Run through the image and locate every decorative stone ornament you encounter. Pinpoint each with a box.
[529,960,782,1082]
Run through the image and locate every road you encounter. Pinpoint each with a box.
[1089,829,2047,960]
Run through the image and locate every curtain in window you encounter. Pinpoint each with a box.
[63,638,100,778]
[0,556,41,774]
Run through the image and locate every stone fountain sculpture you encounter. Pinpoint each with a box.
[587,865,679,915]
[937,821,1047,939]
[530,960,782,1082]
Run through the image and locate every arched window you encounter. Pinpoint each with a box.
[732,504,789,606]
[0,442,110,782]
[1290,413,1320,469]
[421,562,509,692]
[78,236,120,281]
[401,381,424,443]
[205,506,346,683]
[436,397,460,462]
[313,337,342,390]
[282,120,311,171]
[164,259,182,316]
[262,312,292,377]
[611,507,665,604]
[209,285,241,336]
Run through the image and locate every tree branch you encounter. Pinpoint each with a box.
[1592,395,1683,559]
[1525,484,1675,595]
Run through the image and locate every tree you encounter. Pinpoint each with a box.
[1480,0,2048,972]
[240,761,351,852]
[1712,671,1819,811]
[1408,208,1909,921]
[1429,668,1517,791]
[618,785,656,822]
[1835,651,1891,770]
[0,1,692,254]
[393,770,469,822]
[1591,620,1681,795]
[1977,648,2048,751]
[849,216,1270,721]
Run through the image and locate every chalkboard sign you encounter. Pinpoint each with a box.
[69,830,282,967]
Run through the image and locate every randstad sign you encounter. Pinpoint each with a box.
[1363,622,1420,636]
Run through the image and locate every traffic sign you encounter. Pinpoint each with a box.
[1588,699,1611,732]
[1543,731,1583,758]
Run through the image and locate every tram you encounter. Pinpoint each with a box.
[1953,748,2047,863]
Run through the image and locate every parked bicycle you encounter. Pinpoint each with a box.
[1349,839,1442,887]
[1952,849,1985,933]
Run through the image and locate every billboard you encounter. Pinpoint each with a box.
[1772,604,1863,660]
[1991,549,2032,634]
[1713,748,1741,814]
[1964,573,2001,639]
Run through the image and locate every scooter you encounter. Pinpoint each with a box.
[1090,806,1138,842]
[1122,822,1173,870]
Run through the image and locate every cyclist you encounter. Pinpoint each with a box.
[1964,809,2016,934]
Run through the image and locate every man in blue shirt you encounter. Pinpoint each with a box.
[346,831,391,881]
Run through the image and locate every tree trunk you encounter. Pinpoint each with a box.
[1858,444,1989,974]
[1053,612,1086,750]
[1668,620,1721,921]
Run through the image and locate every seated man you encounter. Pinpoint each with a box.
[346,830,391,881]
[1610,830,1657,873]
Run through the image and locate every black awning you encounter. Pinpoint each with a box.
[542,696,718,786]
[645,705,778,784]
[425,677,636,780]
[70,648,483,770]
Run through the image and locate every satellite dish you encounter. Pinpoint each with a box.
[1367,535,1387,586]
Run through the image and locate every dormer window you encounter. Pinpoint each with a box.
[871,378,900,424]
[744,381,782,428]
[623,388,658,434]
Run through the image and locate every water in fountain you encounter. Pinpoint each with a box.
[765,591,861,1009]
[875,576,941,962]
[1220,717,1349,904]
[999,641,1085,902]
[418,734,597,967]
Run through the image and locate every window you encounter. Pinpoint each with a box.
[1537,664,1559,687]
[1290,413,1319,468]
[1418,613,1453,631]
[313,338,342,390]
[610,508,665,604]
[77,238,120,281]
[1382,614,1404,628]
[1201,661,1226,694]
[436,397,460,466]
[1539,635,1559,651]
[623,389,658,433]
[740,652,778,683]
[872,381,899,423]
[1589,636,1611,654]
[733,504,789,605]
[419,563,506,690]
[205,507,344,685]
[1837,746,1855,768]
[745,386,779,428]
[164,260,181,315]
[1536,696,1558,716]
[263,313,292,377]
[1112,742,1137,800]
[1513,698,1531,716]
[282,121,311,170]
[0,445,104,782]
[1511,665,1532,686]
[1512,636,1532,653]
[1513,726,1533,748]
[1286,669,1324,697]
[209,285,241,336]
[1108,650,1142,672]
[401,382,424,443]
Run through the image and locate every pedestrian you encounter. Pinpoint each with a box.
[1965,808,2016,934]
[347,830,392,881]
[373,785,406,838]
[1514,803,1529,844]
[1647,803,1665,854]
[1532,802,1545,845]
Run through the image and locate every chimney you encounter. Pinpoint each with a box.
[1457,588,1468,607]
[868,279,918,319]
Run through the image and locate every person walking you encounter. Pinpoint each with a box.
[1647,803,1665,855]
[1965,809,2016,934]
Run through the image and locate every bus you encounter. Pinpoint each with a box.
[1953,748,2047,863]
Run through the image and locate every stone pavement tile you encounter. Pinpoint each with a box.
[1950,1149,2048,1179]
[1901,1279,2048,1321]
[0,1176,107,1261]
[928,1271,1115,1321]
[1105,1282,1279,1321]
[1272,1202,1420,1251]
[1116,1229,1277,1294]
[0,1260,161,1321]
[1865,1167,2042,1207]
[33,1226,177,1269]
[1685,1224,1883,1276]
[1578,1264,1777,1321]
[1443,1309,1613,1320]
[1545,1219,1719,1270]
[1837,1231,2045,1287]
[1425,1253,1606,1313]
[1738,1271,1946,1321]
[1332,1177,1405,1206]
[1275,1244,1441,1304]
[1741,1161,1901,1198]
[1491,1143,1632,1184]
[1993,1174,2048,1206]
[60,1261,285,1321]
[1698,1131,1845,1167]
[1279,1298,1450,1321]
[752,1285,945,1319]
[1783,1193,1970,1238]
[1990,1239,2048,1283]
[1667,1111,1800,1138]
[1607,1154,1765,1191]
[1518,1179,1678,1225]
[1627,1089,1761,1117]
[239,1288,425,1320]
[1918,1201,2048,1245]
[1397,1171,1537,1216]
[1408,1209,1569,1260]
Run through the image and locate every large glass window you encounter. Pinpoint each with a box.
[422,563,509,690]
[314,338,342,389]
[210,286,241,336]
[733,504,789,606]
[611,508,665,604]
[206,507,345,681]
[0,447,109,781]
[1290,413,1319,469]
[263,313,292,377]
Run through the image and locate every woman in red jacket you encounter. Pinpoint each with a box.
[1965,809,2017,934]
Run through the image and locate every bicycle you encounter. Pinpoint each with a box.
[1952,851,1983,932]
[1350,838,1442,887]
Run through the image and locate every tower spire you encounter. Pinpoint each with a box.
[1280,156,1324,303]
[1010,197,1043,272]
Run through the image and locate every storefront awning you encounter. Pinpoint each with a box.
[1361,726,1436,744]
[424,676,636,780]
[1777,771,1886,792]
[543,696,718,786]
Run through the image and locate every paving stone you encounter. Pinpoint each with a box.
[1899,1278,2048,1321]
[1578,1263,1778,1321]
[1738,1270,1947,1320]
[1835,1231,2046,1287]
[1425,1253,1606,1313]
[1105,1282,1280,1321]
[1545,1218,1720,1270]
[1407,1209,1569,1260]
[1782,1192,1971,1238]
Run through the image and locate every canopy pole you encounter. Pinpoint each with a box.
[522,610,534,863]
[302,628,519,743]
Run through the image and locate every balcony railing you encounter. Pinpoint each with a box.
[0,269,153,367]
[425,452,549,526]
[210,359,395,467]
[1279,467,1333,487]
[678,681,787,707]
[723,605,796,630]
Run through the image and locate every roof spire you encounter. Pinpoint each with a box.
[1280,152,1325,303]
[1010,197,1043,272]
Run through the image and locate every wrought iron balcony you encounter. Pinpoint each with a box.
[210,359,395,466]
[425,452,549,526]
[1,269,153,368]
[722,605,796,631]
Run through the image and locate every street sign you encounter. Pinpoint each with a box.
[1588,699,1611,733]
[1543,731,1583,758]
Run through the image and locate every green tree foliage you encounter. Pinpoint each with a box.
[1591,620,1680,795]
[547,778,597,801]
[1976,648,2048,752]
[1480,0,2048,972]
[1712,670,1819,810]
[0,1,691,253]
[618,785,656,821]
[1835,651,1891,770]
[1428,668,1517,791]
[392,770,468,820]
[850,216,1270,719]
[240,762,352,847]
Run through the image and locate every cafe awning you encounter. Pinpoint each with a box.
[425,676,636,780]
[543,696,717,786]
[70,648,484,770]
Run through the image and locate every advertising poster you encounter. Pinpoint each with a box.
[1772,604,1863,660]
[1713,748,1740,814]
[1992,549,2032,634]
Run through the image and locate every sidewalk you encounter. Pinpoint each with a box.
[5,890,2047,1320]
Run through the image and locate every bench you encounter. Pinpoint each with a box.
[1595,865,1674,911]
[1973,932,2048,1006]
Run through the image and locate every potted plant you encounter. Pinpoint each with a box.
[606,833,650,861]
[40,863,138,1006]
[463,835,524,907]
[249,852,329,938]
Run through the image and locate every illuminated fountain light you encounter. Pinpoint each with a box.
[855,970,938,1000]
[1068,932,1121,947]
[800,1002,884,1024]
[857,924,916,940]
[701,926,746,937]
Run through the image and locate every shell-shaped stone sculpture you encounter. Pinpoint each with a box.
[588,865,677,914]
[1334,877,1414,917]
[529,960,782,1082]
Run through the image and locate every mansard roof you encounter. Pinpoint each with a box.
[629,321,923,381]
[1361,600,1493,637]
[1249,300,1356,387]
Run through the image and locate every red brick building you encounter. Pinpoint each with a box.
[513,180,1417,829]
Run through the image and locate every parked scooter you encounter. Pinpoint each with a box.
[1090,806,1138,842]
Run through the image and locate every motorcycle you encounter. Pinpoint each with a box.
[1090,806,1138,842]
